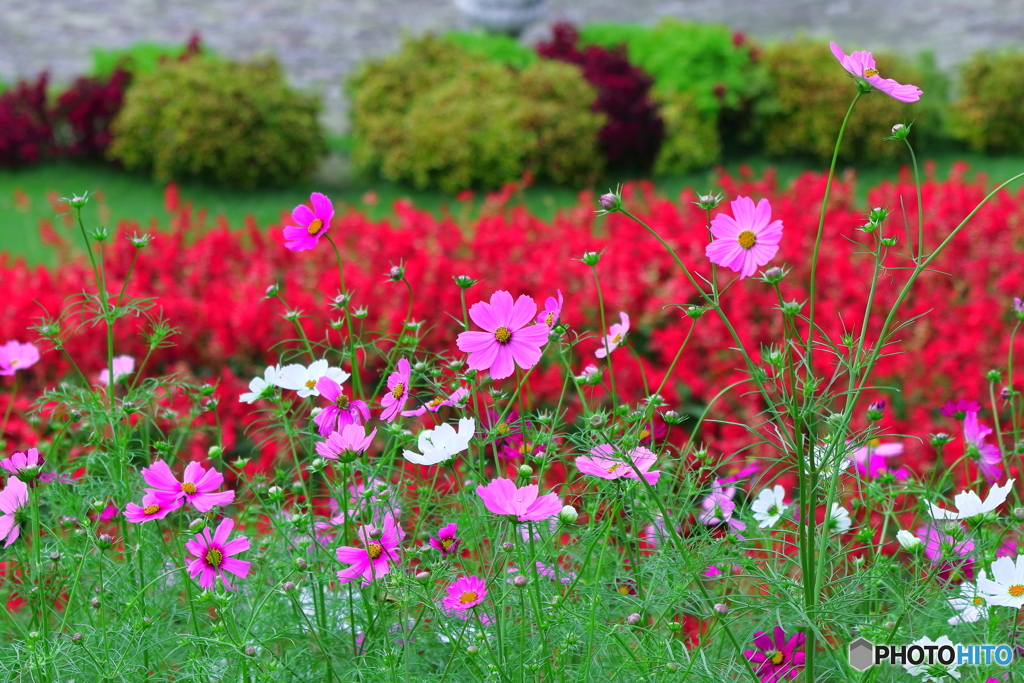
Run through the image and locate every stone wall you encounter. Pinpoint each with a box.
[2,0,1022,132]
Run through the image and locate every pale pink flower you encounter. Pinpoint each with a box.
[336,512,405,586]
[536,290,564,328]
[401,386,469,417]
[141,460,235,513]
[595,312,629,359]
[457,291,550,380]
[576,444,661,485]
[97,355,135,386]
[0,476,28,547]
[830,42,923,103]
[0,341,40,376]
[698,481,747,538]
[705,197,783,279]
[283,192,334,251]
[184,518,251,589]
[963,412,1003,482]
[1,448,44,478]
[476,478,562,522]
[380,359,411,423]
[316,423,376,462]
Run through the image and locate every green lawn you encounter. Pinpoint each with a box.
[2,151,1023,267]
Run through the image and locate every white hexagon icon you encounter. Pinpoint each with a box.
[849,637,874,671]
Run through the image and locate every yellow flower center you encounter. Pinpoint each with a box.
[496,423,510,436]
[206,548,223,567]
[638,429,650,440]
[973,597,985,605]
[9,360,18,366]
[367,542,384,560]
[391,383,405,399]
[441,537,455,549]
[737,230,757,249]
[181,482,197,495]
[611,333,622,345]
[618,584,631,595]
[335,393,350,409]
[606,464,622,474]
[428,396,445,407]
[305,379,317,389]
[494,326,512,343]
[459,591,478,604]
[864,67,879,77]
[143,504,160,515]
[544,312,555,327]
[769,651,785,666]
[306,218,324,236]
[1008,585,1024,597]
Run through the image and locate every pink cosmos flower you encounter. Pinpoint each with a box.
[962,412,1002,482]
[705,197,783,279]
[283,192,334,251]
[315,423,376,462]
[849,441,908,480]
[125,491,183,523]
[313,376,370,437]
[942,399,982,420]
[476,478,562,522]
[184,517,251,590]
[380,359,411,423]
[595,312,629,359]
[1,448,44,478]
[576,444,661,485]
[441,575,487,613]
[920,522,975,581]
[830,42,923,103]
[429,522,461,556]
[97,355,135,386]
[457,291,550,380]
[401,386,469,417]
[698,481,747,538]
[0,476,28,547]
[743,625,806,683]
[536,290,564,328]
[141,460,235,513]
[336,512,405,586]
[508,561,576,584]
[0,341,40,376]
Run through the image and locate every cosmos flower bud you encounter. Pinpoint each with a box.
[762,266,785,283]
[1014,297,1024,321]
[90,597,101,609]
[501,542,515,551]
[559,505,579,524]
[294,557,308,571]
[518,464,533,477]
[695,192,722,210]
[581,251,601,266]
[588,413,605,427]
[896,529,922,550]
[663,410,684,425]
[892,123,904,134]
[880,236,898,246]
[929,432,952,447]
[626,613,641,626]
[666,662,681,672]
[779,300,802,316]
[207,445,223,459]
[50,551,61,563]
[96,534,114,550]
[282,581,296,593]
[1014,508,1024,520]
[713,602,729,615]
[129,233,153,248]
[332,293,350,310]
[598,190,621,212]
[466,645,480,655]
[353,307,369,320]
[67,193,89,208]
[71,632,84,644]
[513,575,528,588]
[888,122,911,140]
[453,275,478,289]
[387,265,405,281]
[986,369,1003,382]
[264,284,279,299]
[866,399,886,421]
[415,571,431,581]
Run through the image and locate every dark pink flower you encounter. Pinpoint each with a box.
[576,444,661,485]
[429,522,461,556]
[283,192,333,251]
[141,460,235,513]
[743,625,806,683]
[941,399,982,420]
[0,476,28,547]
[535,290,564,328]
[1,447,44,479]
[830,42,922,103]
[457,291,550,380]
[849,441,909,480]
[476,478,562,522]
[313,376,370,436]
[0,341,40,376]
[335,512,405,586]
[125,491,182,523]
[963,412,1003,482]
[184,517,251,590]
[705,197,783,279]
[379,359,411,423]
[441,575,487,613]
[920,522,975,581]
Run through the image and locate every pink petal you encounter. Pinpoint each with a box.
[507,295,538,331]
[182,461,205,485]
[199,567,216,589]
[730,196,756,228]
[752,198,773,231]
[193,490,235,513]
[291,204,314,226]
[336,546,368,564]
[468,301,498,332]
[213,518,235,546]
[222,536,250,556]
[490,345,515,380]
[310,192,334,222]
[508,336,544,371]
[221,557,250,578]
[488,291,515,327]
[709,212,740,239]
[194,466,225,493]
[457,330,497,353]
[466,340,500,373]
[143,460,180,493]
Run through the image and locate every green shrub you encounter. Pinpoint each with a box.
[348,36,604,192]
[443,30,538,69]
[91,40,204,77]
[109,56,325,189]
[950,50,1024,153]
[652,91,721,175]
[757,39,933,163]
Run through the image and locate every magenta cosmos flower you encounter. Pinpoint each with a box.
[942,398,982,420]
[141,460,235,513]
[314,376,370,437]
[476,478,562,522]
[315,423,376,462]
[185,517,251,590]
[0,476,28,547]
[743,625,806,683]
[402,386,468,417]
[830,42,922,103]
[536,290,564,328]
[963,412,1003,482]
[429,522,461,557]
[1,448,44,479]
[441,575,487,613]
[595,312,629,359]
[576,444,661,485]
[706,197,783,279]
[97,355,134,386]
[0,341,40,376]
[335,512,405,586]
[380,359,411,423]
[283,192,334,251]
[457,291,550,381]
[125,490,183,523]
[849,441,908,480]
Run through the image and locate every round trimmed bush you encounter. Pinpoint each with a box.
[108,56,325,189]
[652,91,721,175]
[950,51,1024,153]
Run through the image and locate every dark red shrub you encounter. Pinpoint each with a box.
[537,22,664,170]
[52,67,133,158]
[0,73,52,167]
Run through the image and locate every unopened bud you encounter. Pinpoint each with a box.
[466,645,479,655]
[896,529,922,551]
[558,505,579,524]
[713,602,729,615]
[598,191,621,212]
[581,251,601,267]
[626,613,641,626]
[513,575,528,588]
[189,518,207,533]
[90,597,101,609]
[387,265,405,281]
[49,551,61,563]
[264,284,279,299]
[282,581,296,593]
[71,632,83,644]
[762,266,785,284]
[501,542,514,551]
[517,464,533,478]
[294,557,308,571]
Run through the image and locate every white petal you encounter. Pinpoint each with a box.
[325,366,351,385]
[274,364,309,391]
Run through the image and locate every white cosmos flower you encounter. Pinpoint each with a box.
[828,503,851,534]
[928,478,1015,521]
[239,365,279,404]
[903,635,961,681]
[273,359,350,398]
[896,529,923,551]
[977,555,1024,609]
[403,418,475,466]
[947,571,989,625]
[751,485,787,528]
